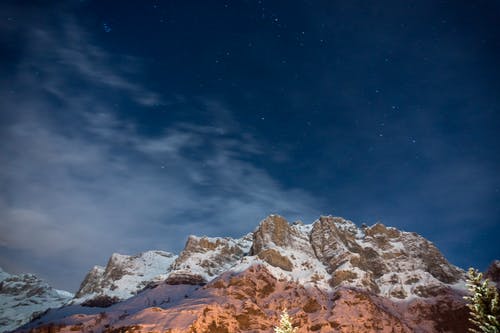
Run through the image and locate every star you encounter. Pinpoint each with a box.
[103,22,112,33]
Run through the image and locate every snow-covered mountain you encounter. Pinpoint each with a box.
[255,215,465,299]
[8,214,498,332]
[0,267,73,333]
[73,250,177,306]
[72,238,253,306]
[168,233,252,283]
[76,214,466,305]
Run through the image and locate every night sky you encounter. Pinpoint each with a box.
[1,0,499,292]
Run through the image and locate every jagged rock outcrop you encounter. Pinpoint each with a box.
[399,229,463,284]
[310,216,365,272]
[171,234,252,281]
[250,215,323,279]
[165,273,207,285]
[257,248,293,271]
[251,214,298,254]
[0,267,72,333]
[74,266,105,297]
[309,216,464,298]
[74,250,177,305]
[72,214,465,308]
[73,235,252,307]
[9,214,496,333]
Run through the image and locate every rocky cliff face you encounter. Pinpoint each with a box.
[18,265,470,333]
[247,215,464,300]
[10,214,493,333]
[168,234,252,285]
[73,236,253,306]
[308,216,464,298]
[0,268,73,333]
[73,250,177,306]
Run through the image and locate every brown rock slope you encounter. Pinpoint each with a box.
[20,265,470,333]
[17,214,479,333]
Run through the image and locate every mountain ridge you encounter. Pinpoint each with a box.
[0,267,73,333]
[5,214,498,332]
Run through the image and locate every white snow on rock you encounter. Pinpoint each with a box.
[74,250,177,304]
[169,234,253,283]
[71,215,467,308]
[239,215,465,300]
[0,268,73,333]
[5,214,474,333]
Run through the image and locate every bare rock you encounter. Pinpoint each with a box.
[75,266,105,298]
[171,234,251,279]
[13,214,476,333]
[257,248,293,271]
[251,214,298,254]
[74,250,176,304]
[0,268,72,333]
[165,272,206,285]
[81,295,119,307]
[310,216,364,271]
[330,270,358,287]
[401,233,463,284]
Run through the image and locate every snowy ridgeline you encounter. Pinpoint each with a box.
[0,267,73,333]
[1,215,472,333]
[72,215,466,305]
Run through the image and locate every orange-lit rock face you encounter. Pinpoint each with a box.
[74,215,466,307]
[251,214,299,254]
[17,215,478,333]
[19,265,471,333]
[327,289,412,333]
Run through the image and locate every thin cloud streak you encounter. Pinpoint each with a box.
[0,10,323,291]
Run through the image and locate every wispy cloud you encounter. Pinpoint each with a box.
[0,5,322,291]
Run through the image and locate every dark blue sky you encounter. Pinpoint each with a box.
[1,0,499,291]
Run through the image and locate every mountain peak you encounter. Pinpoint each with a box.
[251,214,298,254]
[73,250,177,305]
[10,214,494,333]
[0,268,73,333]
[70,215,465,306]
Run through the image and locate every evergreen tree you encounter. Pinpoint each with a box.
[274,309,298,333]
[464,268,500,333]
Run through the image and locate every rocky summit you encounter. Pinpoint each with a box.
[6,214,498,333]
[0,268,73,333]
